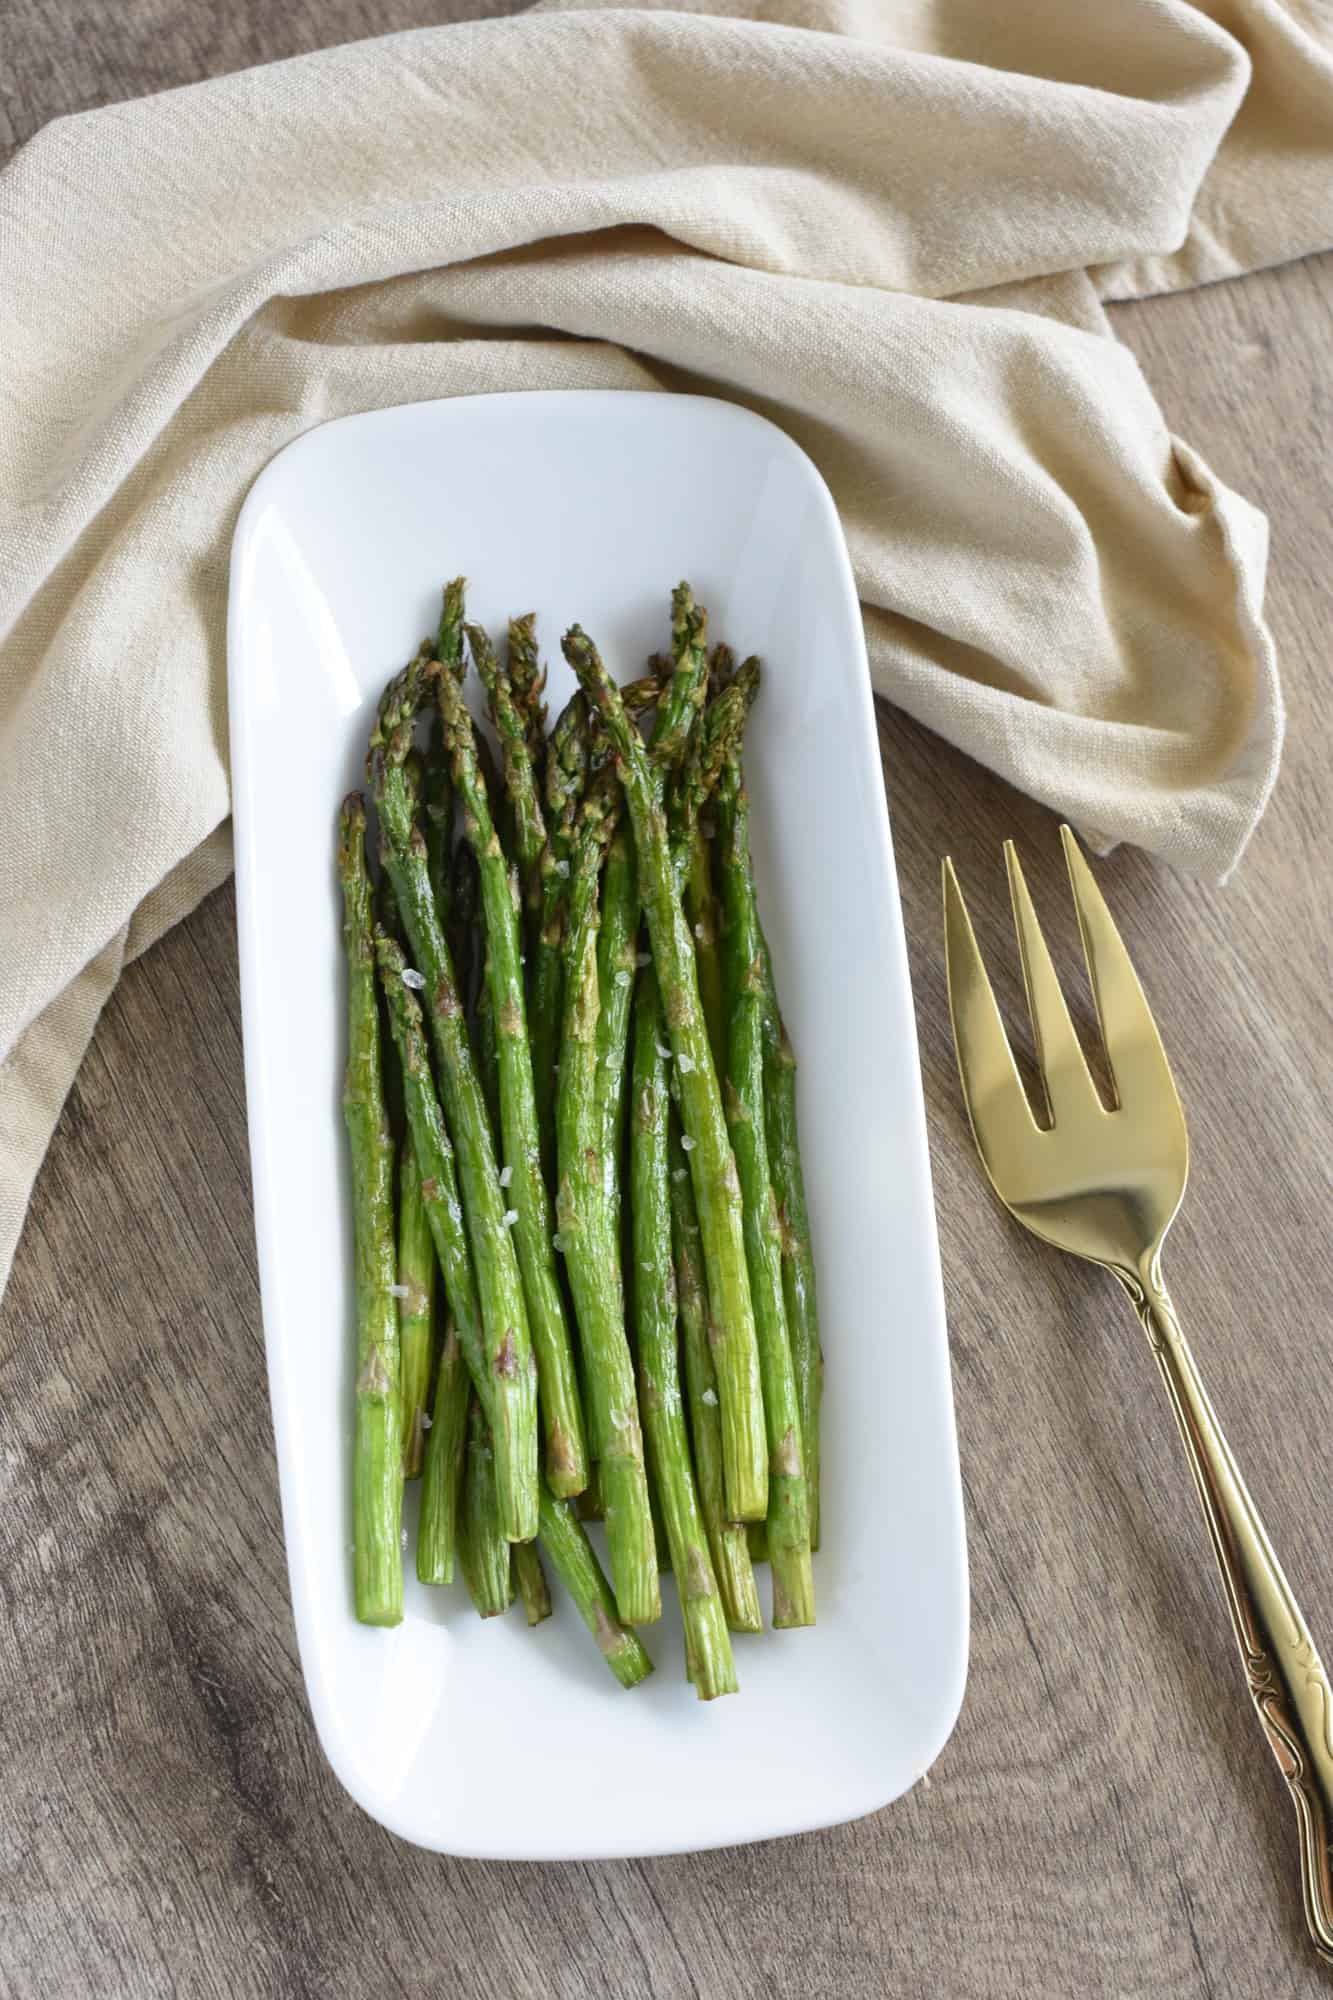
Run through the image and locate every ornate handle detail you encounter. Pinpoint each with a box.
[1120,1259,1333,1963]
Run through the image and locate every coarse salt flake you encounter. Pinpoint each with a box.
[551,1232,565,1252]
[401,967,426,990]
[614,970,631,988]
[676,1053,696,1075]
[421,1414,433,1430]
[656,1043,671,1061]
[694,923,706,941]
[502,1209,519,1228]
[388,1283,410,1299]
[499,1164,513,1187]
[701,1388,719,1407]
[680,1134,697,1152]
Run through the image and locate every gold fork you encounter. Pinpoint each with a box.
[943,824,1333,1965]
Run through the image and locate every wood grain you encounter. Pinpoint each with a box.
[4,7,1333,1995]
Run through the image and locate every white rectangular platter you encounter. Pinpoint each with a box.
[228,389,967,1859]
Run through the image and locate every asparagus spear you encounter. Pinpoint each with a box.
[473,943,502,1147]
[563,616,768,1523]
[537,1491,654,1689]
[759,938,824,1552]
[366,650,539,1545]
[513,1539,553,1626]
[396,1134,437,1479]
[716,730,814,1626]
[631,966,738,1698]
[337,795,403,1627]
[459,1394,515,1618]
[649,585,710,771]
[505,611,549,779]
[422,715,454,937]
[375,932,533,1523]
[378,867,450,1490]
[670,643,735,1073]
[532,691,591,1182]
[706,655,823,1550]
[594,822,638,1242]
[555,775,660,1623]
[417,1317,469,1584]
[669,1114,762,1633]
[436,663,589,1500]
[472,620,548,939]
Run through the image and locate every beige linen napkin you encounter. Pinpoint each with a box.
[2,0,1332,1295]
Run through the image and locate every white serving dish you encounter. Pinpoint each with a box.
[228,390,967,1859]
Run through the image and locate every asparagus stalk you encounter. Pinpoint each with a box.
[472,620,548,938]
[459,1394,516,1618]
[631,967,738,1698]
[555,776,660,1623]
[594,823,638,1242]
[422,715,454,937]
[396,1134,437,1479]
[716,732,814,1626]
[436,663,589,1500]
[365,640,540,1547]
[649,586,710,771]
[759,937,824,1552]
[669,1114,762,1633]
[505,611,549,780]
[375,933,529,1513]
[563,615,768,1523]
[473,943,502,1147]
[417,1317,469,1584]
[537,1491,654,1689]
[532,692,591,1182]
[513,1539,553,1626]
[337,795,403,1627]
[671,643,734,1074]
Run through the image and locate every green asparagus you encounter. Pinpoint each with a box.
[368,643,539,1543]
[555,775,660,1623]
[537,1491,655,1689]
[338,794,403,1627]
[563,618,768,1524]
[671,643,737,1073]
[631,967,737,1698]
[532,691,591,1182]
[459,1394,515,1618]
[472,620,548,940]
[436,663,589,1498]
[505,611,549,780]
[513,1539,553,1626]
[669,1115,762,1633]
[422,718,454,936]
[759,939,824,1552]
[716,734,814,1626]
[417,1317,469,1585]
[396,1133,437,1480]
[375,938,510,1459]
[594,821,638,1241]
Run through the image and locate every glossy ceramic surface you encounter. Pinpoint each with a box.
[228,390,966,1858]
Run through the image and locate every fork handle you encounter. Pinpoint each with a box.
[1127,1264,1333,1962]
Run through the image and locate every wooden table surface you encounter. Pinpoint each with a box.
[5,6,1333,1996]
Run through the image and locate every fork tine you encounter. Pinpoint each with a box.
[1059,825,1179,1113]
[942,858,1039,1152]
[1004,840,1101,1126]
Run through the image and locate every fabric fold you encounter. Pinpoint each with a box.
[1,0,1330,1293]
